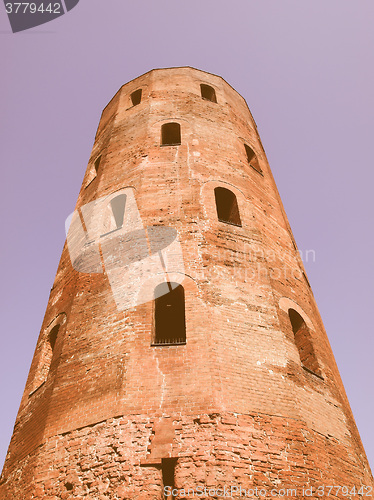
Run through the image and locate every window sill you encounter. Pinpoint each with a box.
[249,164,264,176]
[29,380,46,397]
[218,219,242,228]
[84,239,96,247]
[85,178,96,189]
[202,97,217,104]
[151,341,186,347]
[100,226,123,238]
[302,365,324,380]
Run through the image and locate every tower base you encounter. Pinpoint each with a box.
[1,411,372,499]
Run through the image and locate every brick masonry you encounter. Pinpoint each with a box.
[0,67,372,499]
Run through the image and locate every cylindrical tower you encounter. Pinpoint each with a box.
[1,67,372,499]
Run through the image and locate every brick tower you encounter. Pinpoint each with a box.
[1,67,372,499]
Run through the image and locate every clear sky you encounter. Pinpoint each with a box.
[1,0,373,474]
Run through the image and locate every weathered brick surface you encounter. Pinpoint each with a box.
[1,68,372,498]
[1,413,372,499]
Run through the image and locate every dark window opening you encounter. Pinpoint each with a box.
[214,187,242,227]
[49,325,60,353]
[29,322,61,395]
[288,309,321,376]
[161,123,181,146]
[244,144,256,163]
[94,155,102,173]
[244,144,262,174]
[154,283,186,345]
[65,483,74,492]
[162,458,177,500]
[43,324,60,378]
[200,84,217,103]
[110,194,127,229]
[131,89,142,106]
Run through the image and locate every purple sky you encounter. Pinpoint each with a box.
[1,0,373,474]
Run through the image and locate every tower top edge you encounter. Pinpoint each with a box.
[100,66,253,120]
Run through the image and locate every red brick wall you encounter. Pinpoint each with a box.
[1,413,372,499]
[1,67,372,499]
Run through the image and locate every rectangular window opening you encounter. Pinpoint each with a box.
[162,458,177,500]
[153,283,186,346]
[131,89,142,106]
[161,123,181,146]
[214,187,242,227]
[200,84,217,103]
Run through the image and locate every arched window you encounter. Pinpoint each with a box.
[288,309,321,376]
[131,89,142,106]
[110,194,127,230]
[214,187,242,227]
[161,123,181,146]
[154,283,186,345]
[244,143,262,174]
[200,84,217,103]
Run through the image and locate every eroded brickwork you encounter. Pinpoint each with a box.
[1,413,372,499]
[1,68,372,499]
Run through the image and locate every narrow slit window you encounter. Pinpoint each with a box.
[41,324,60,380]
[244,144,262,174]
[94,155,102,173]
[214,187,242,227]
[288,309,321,376]
[200,84,217,103]
[49,325,59,353]
[131,89,142,106]
[161,123,181,146]
[30,322,62,395]
[162,458,177,500]
[154,283,186,345]
[110,194,127,229]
